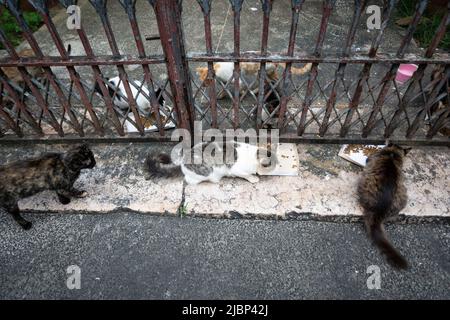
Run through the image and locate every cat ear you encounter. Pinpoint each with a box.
[403,147,412,155]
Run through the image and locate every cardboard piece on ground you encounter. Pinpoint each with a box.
[258,143,299,176]
[338,144,384,167]
[125,114,175,133]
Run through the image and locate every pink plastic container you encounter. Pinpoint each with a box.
[395,64,418,84]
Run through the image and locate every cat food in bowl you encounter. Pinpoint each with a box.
[395,64,418,84]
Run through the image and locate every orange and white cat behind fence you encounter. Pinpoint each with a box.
[196,61,312,122]
[196,61,312,95]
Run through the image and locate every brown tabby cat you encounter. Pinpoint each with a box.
[357,143,411,270]
[0,144,96,230]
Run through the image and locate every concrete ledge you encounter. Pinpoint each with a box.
[0,143,448,219]
[184,145,450,218]
[1,143,183,214]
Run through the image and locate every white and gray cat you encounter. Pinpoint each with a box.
[144,141,275,185]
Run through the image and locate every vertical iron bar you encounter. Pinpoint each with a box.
[197,0,218,128]
[120,0,165,135]
[297,0,336,136]
[89,0,145,135]
[277,0,305,130]
[70,29,125,135]
[28,0,89,137]
[318,0,366,136]
[256,0,272,130]
[58,0,124,136]
[153,0,194,133]
[229,0,244,129]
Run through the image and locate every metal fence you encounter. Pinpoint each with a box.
[0,0,449,144]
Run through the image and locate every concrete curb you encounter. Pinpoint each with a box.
[1,142,448,220]
[21,208,450,225]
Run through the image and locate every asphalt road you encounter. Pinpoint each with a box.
[0,212,448,299]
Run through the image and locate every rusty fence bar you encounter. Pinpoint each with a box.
[1,54,449,68]
[255,0,271,130]
[319,0,367,137]
[197,0,218,129]
[89,0,145,135]
[153,0,194,134]
[29,0,102,137]
[0,0,448,144]
[297,0,336,136]
[229,0,243,129]
[60,0,124,136]
[120,0,165,136]
[276,0,305,130]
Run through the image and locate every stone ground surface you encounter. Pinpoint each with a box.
[0,213,448,299]
[0,143,448,218]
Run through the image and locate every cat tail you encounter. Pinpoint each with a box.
[144,152,182,179]
[365,216,408,270]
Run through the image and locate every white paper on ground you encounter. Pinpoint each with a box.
[338,144,385,167]
[257,143,299,176]
[125,114,175,133]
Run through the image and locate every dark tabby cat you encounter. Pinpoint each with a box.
[357,143,411,270]
[0,144,96,230]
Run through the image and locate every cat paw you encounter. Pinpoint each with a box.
[21,221,32,230]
